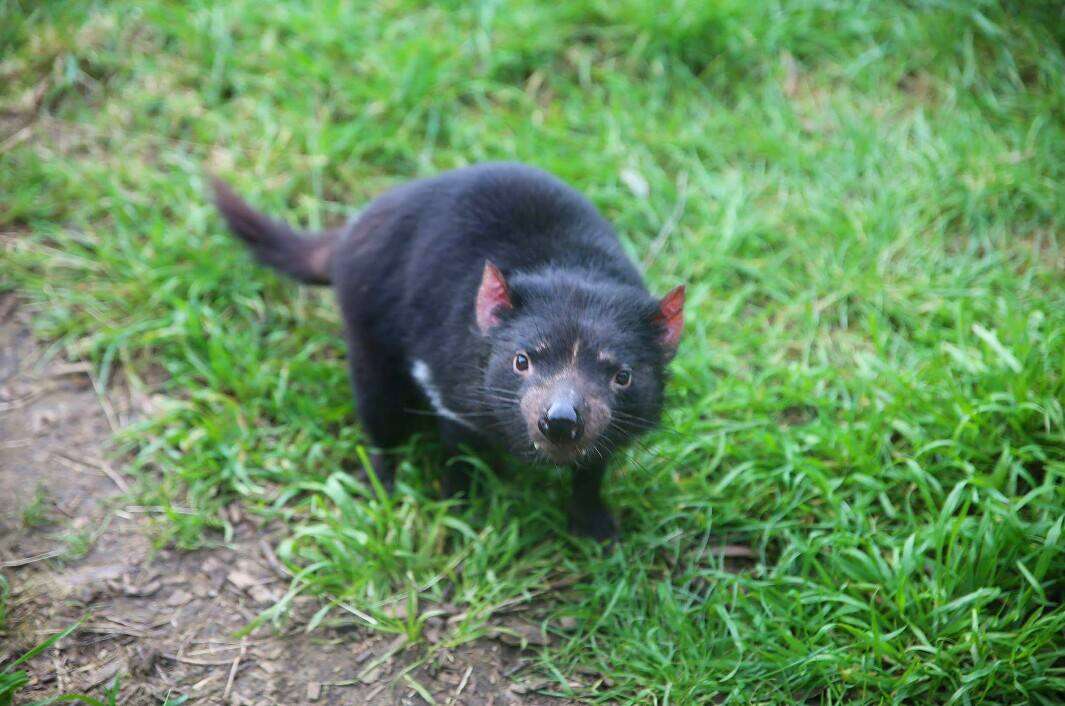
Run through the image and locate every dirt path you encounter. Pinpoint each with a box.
[0,295,570,705]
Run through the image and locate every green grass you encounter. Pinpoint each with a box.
[3,0,1063,703]
[0,618,110,706]
[20,486,52,529]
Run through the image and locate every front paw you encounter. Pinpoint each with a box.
[352,452,394,494]
[441,464,472,499]
[568,506,618,543]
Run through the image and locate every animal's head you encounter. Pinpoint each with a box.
[475,261,684,466]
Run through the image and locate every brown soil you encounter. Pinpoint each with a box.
[0,294,575,705]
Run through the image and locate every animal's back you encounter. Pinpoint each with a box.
[419,163,640,282]
[332,163,645,362]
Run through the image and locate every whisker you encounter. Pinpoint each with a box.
[611,415,682,438]
[402,407,494,423]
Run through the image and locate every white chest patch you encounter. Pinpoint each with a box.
[410,359,476,430]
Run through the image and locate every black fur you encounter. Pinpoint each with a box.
[214,163,679,541]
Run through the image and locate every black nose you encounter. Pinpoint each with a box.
[538,401,584,444]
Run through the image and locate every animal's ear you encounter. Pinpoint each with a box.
[475,261,513,334]
[653,285,685,359]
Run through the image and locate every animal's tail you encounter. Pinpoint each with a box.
[211,177,339,286]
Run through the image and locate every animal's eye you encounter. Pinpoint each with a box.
[513,352,530,373]
[613,369,632,388]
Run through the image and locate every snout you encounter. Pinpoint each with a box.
[537,400,585,444]
[520,380,610,465]
[529,391,596,464]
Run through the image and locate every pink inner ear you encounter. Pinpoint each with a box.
[656,285,685,354]
[476,261,513,333]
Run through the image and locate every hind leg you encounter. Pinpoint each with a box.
[345,338,416,492]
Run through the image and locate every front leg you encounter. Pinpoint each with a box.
[437,419,480,498]
[569,460,617,542]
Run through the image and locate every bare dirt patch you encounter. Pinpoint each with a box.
[0,295,573,705]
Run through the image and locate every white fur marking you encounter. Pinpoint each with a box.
[411,359,476,430]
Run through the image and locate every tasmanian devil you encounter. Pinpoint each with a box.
[212,163,684,541]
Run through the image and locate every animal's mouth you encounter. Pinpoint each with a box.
[530,438,592,466]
